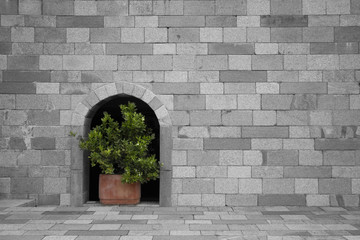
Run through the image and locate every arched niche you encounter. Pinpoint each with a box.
[70,82,173,207]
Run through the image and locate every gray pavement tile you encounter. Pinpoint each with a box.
[189,224,228,231]
[92,220,147,224]
[127,230,170,235]
[43,211,94,215]
[76,237,119,240]
[49,224,92,231]
[65,230,129,236]
[24,230,67,235]
[157,215,194,220]
[0,219,29,224]
[266,230,312,236]
[41,215,79,220]
[348,230,360,235]
[0,236,43,240]
[154,236,218,240]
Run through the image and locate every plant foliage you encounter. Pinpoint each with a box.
[79,102,160,184]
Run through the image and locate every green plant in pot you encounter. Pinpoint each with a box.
[79,102,160,204]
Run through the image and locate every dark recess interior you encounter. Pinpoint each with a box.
[89,94,160,203]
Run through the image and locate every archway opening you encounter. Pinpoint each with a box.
[88,94,160,203]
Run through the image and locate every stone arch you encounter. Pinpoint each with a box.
[70,82,173,206]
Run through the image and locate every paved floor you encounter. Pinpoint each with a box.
[0,202,360,240]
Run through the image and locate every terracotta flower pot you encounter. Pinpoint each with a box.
[99,174,141,205]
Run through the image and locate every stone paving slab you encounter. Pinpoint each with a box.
[0,204,359,239]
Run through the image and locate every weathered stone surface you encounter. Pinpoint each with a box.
[335,27,360,42]
[243,127,289,138]
[271,28,302,42]
[315,139,360,150]
[0,83,36,94]
[311,43,358,54]
[261,16,308,27]
[263,179,294,194]
[324,151,356,166]
[291,94,317,110]
[226,194,258,206]
[3,71,50,83]
[11,178,43,194]
[35,28,66,43]
[184,1,215,15]
[266,150,298,166]
[174,95,205,110]
[0,43,12,54]
[159,16,205,27]
[252,166,283,178]
[0,1,18,15]
[204,138,251,150]
[56,16,104,28]
[106,43,152,55]
[220,71,266,83]
[258,194,306,206]
[190,111,221,126]
[319,179,351,194]
[318,95,349,110]
[262,95,293,110]
[183,179,214,194]
[284,166,332,178]
[215,0,246,15]
[280,83,327,94]
[209,43,254,55]
[206,16,237,27]
[188,150,219,166]
[8,56,39,70]
[31,137,55,150]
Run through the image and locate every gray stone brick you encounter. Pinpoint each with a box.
[104,16,134,28]
[44,43,74,55]
[351,0,360,14]
[303,27,334,43]
[0,43,11,54]
[35,28,66,43]
[329,82,359,94]
[197,166,227,178]
[266,150,298,166]
[260,16,308,27]
[38,194,60,205]
[106,43,152,55]
[41,150,66,166]
[318,95,349,110]
[11,178,43,194]
[184,1,215,15]
[319,179,351,194]
[3,71,50,83]
[226,194,258,206]
[169,28,199,43]
[308,15,339,27]
[196,55,227,70]
[129,1,152,15]
[76,43,105,55]
[333,110,360,125]
[340,55,360,70]
[11,27,34,43]
[284,166,332,178]
[173,55,196,70]
[206,95,237,110]
[0,83,36,94]
[0,178,10,194]
[63,56,93,71]
[280,83,327,94]
[28,110,60,126]
[8,56,39,70]
[291,94,317,110]
[261,95,293,110]
[97,1,128,16]
[271,28,302,42]
[215,178,238,193]
[174,95,205,110]
[142,55,172,70]
[44,178,67,194]
[0,95,15,109]
[209,43,254,55]
[310,43,358,54]
[220,71,266,83]
[183,179,214,194]
[335,27,360,42]
[252,166,283,178]
[324,70,355,82]
[56,16,104,28]
[258,194,306,206]
[188,150,219,166]
[215,0,246,15]
[31,137,55,150]
[90,28,120,43]
[0,0,18,15]
[9,138,26,150]
[206,16,237,27]
[153,0,184,15]
[190,110,221,126]
[247,27,270,42]
[224,83,255,94]
[12,43,43,55]
[0,28,11,42]
[242,127,288,138]
[43,0,73,16]
[271,0,302,15]
[263,179,294,194]
[324,151,356,166]
[60,83,91,95]
[252,55,283,70]
[152,83,199,95]
[277,111,308,125]
[25,16,56,27]
[159,16,205,27]
[204,138,250,150]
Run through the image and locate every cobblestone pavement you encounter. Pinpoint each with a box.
[1,203,360,240]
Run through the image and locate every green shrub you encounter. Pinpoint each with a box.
[79,102,160,184]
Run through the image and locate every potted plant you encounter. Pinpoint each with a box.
[78,102,160,204]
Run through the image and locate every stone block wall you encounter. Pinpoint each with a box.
[0,0,359,206]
